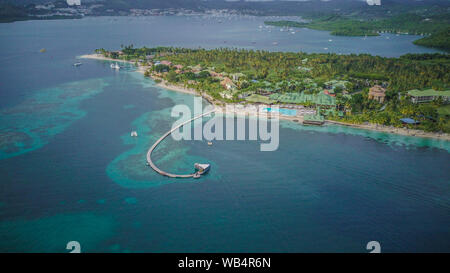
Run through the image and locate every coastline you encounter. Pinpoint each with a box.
[79,53,450,142]
[326,120,450,141]
[79,54,135,64]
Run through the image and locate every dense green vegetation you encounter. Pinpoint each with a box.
[98,46,450,132]
[414,28,450,51]
[265,17,380,37]
[265,12,450,51]
[0,4,30,23]
[331,92,449,133]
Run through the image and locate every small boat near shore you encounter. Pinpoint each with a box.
[73,62,82,67]
[131,131,138,137]
[111,62,121,70]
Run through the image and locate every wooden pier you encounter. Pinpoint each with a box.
[146,110,215,178]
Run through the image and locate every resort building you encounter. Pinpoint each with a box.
[160,60,172,66]
[269,91,336,108]
[220,77,236,90]
[368,85,386,103]
[173,64,184,73]
[209,71,223,78]
[407,89,450,103]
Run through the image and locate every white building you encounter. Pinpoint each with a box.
[67,0,81,6]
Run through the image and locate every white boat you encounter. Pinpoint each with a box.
[73,62,82,67]
[131,131,138,137]
[328,39,333,42]
[110,62,121,70]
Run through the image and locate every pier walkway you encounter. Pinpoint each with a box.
[146,110,215,178]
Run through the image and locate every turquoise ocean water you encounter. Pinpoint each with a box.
[0,16,449,252]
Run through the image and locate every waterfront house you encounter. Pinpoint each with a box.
[407,89,450,103]
[368,85,386,103]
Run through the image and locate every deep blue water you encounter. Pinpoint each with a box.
[0,16,449,253]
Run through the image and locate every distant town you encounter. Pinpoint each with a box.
[0,0,262,23]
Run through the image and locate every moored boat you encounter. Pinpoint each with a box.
[110,62,121,69]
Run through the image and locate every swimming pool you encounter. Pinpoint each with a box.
[263,108,297,116]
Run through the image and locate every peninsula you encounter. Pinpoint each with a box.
[81,46,450,140]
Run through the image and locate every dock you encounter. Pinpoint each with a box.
[146,109,215,178]
[303,113,325,126]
